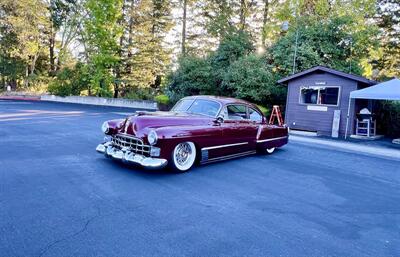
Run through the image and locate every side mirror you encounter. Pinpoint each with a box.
[213,115,224,125]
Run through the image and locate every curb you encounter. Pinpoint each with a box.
[0,96,41,101]
[290,135,400,160]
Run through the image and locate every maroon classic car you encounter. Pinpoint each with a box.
[96,95,288,172]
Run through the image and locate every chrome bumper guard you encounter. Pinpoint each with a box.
[96,142,167,169]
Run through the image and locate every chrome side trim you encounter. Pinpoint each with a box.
[202,142,248,151]
[257,136,288,143]
[203,150,256,164]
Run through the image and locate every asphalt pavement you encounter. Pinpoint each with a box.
[1,100,399,257]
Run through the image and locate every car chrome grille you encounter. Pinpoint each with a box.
[111,134,150,156]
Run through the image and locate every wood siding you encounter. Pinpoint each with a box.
[285,72,357,136]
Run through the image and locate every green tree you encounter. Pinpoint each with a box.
[48,0,81,73]
[167,31,256,102]
[0,0,50,87]
[84,0,123,97]
[127,0,173,92]
[222,54,284,104]
[269,16,377,77]
[210,30,254,94]
[167,56,213,102]
[371,0,400,79]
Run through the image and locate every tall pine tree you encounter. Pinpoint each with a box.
[373,0,400,78]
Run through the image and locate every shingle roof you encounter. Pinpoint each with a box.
[277,66,376,85]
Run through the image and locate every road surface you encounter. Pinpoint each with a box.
[1,100,399,256]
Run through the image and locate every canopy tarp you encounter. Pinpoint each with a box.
[345,78,400,138]
[350,78,400,100]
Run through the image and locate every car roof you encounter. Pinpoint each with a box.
[181,95,253,106]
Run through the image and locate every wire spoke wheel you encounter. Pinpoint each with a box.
[172,142,196,172]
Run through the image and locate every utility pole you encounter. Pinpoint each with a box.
[292,29,299,74]
[349,39,353,74]
[292,0,299,74]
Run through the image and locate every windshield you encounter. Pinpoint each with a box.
[171,99,221,117]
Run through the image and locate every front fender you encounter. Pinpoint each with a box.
[151,125,222,160]
[104,119,125,135]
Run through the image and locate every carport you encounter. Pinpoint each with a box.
[345,78,400,139]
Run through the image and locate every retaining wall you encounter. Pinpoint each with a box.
[40,95,158,110]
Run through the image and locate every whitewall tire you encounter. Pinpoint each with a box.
[171,142,196,172]
[266,147,276,154]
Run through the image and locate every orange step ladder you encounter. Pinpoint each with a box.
[269,105,284,126]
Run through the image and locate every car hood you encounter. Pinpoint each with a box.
[119,111,213,135]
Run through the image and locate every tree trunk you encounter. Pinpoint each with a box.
[30,54,38,76]
[262,0,269,46]
[181,0,187,55]
[2,76,5,90]
[114,0,127,98]
[113,83,119,98]
[24,65,29,87]
[49,22,56,75]
[239,0,247,30]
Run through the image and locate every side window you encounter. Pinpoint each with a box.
[248,107,263,122]
[226,105,247,120]
[220,106,228,120]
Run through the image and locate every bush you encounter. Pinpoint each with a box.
[154,94,169,105]
[23,74,50,94]
[222,54,284,105]
[48,68,76,97]
[48,63,90,97]
[124,87,154,100]
[256,105,270,116]
[167,56,214,103]
[167,31,286,108]
[379,101,400,138]
[154,94,171,111]
[167,31,256,103]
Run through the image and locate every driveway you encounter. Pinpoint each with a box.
[1,100,399,256]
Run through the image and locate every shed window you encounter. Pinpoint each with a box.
[300,86,339,106]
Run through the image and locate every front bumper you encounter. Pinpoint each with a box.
[96,142,168,169]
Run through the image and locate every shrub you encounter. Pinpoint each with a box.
[379,101,400,138]
[222,54,281,104]
[48,68,76,97]
[124,87,154,100]
[256,105,270,116]
[167,31,255,102]
[167,56,214,103]
[154,94,170,105]
[154,94,171,111]
[48,63,90,97]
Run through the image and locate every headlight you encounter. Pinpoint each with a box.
[147,130,158,145]
[101,122,110,134]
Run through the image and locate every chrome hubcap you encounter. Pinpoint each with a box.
[175,143,192,165]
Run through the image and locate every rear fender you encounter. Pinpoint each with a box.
[257,125,289,149]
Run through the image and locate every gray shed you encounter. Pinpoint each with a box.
[278,66,376,137]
